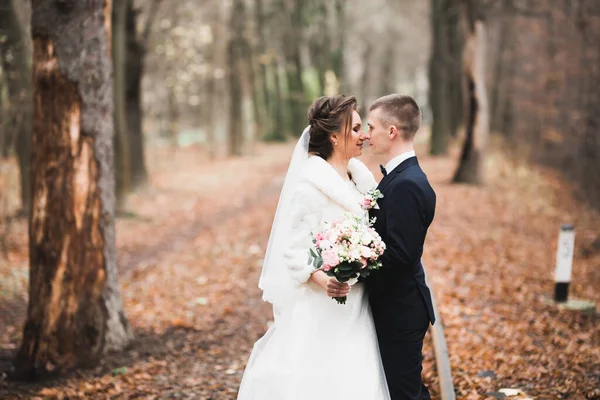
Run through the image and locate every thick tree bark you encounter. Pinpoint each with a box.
[13,0,131,379]
[0,0,32,212]
[453,7,489,184]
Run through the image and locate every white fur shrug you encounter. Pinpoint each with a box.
[283,156,377,285]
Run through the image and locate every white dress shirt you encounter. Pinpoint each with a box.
[384,150,416,175]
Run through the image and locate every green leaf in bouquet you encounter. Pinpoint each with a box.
[336,270,357,279]
[337,263,354,272]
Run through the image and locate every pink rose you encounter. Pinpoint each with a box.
[315,232,324,246]
[322,249,340,268]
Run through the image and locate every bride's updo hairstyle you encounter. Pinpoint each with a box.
[307,95,358,160]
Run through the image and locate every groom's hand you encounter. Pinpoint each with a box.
[326,279,350,298]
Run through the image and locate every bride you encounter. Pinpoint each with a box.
[237,95,391,400]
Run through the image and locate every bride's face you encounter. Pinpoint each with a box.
[333,110,365,159]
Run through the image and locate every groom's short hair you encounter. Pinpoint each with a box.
[370,94,421,140]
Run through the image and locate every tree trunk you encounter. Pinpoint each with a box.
[428,0,451,155]
[13,0,132,379]
[167,87,179,148]
[453,7,489,184]
[125,0,149,187]
[448,8,464,137]
[0,0,32,212]
[203,3,219,158]
[204,61,217,158]
[0,73,6,156]
[273,60,287,141]
[489,7,514,136]
[331,0,346,92]
[380,38,396,95]
[258,0,285,141]
[316,1,329,95]
[254,0,272,113]
[113,0,131,207]
[359,42,372,107]
[243,33,262,151]
[227,45,244,155]
[227,0,245,156]
[282,0,306,134]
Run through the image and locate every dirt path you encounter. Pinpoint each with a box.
[1,142,599,399]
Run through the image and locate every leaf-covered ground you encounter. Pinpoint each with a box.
[0,141,598,399]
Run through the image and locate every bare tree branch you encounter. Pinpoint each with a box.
[141,0,163,47]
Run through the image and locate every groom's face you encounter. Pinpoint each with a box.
[366,108,390,155]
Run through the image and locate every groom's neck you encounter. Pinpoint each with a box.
[385,142,415,164]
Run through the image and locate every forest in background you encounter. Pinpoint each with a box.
[2,1,599,212]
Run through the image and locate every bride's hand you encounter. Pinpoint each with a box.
[310,270,350,297]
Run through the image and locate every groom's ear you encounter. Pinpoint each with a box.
[389,125,399,140]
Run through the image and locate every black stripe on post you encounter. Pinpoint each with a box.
[554,282,569,303]
[553,224,575,303]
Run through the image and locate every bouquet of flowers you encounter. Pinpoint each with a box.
[360,188,383,211]
[308,212,386,304]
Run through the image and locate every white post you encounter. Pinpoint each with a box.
[554,224,575,303]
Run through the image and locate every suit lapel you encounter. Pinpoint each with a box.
[377,156,419,192]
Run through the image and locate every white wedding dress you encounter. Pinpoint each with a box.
[237,143,390,400]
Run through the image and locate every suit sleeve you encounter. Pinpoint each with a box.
[380,180,425,268]
[283,188,321,285]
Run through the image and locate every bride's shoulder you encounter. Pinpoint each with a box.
[297,155,329,184]
[302,155,328,172]
[291,157,329,202]
[348,158,377,193]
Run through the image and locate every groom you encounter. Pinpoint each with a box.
[365,94,436,400]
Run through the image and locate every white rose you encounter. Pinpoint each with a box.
[362,231,373,244]
[361,246,373,258]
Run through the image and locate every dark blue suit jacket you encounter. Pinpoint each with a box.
[367,156,436,331]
